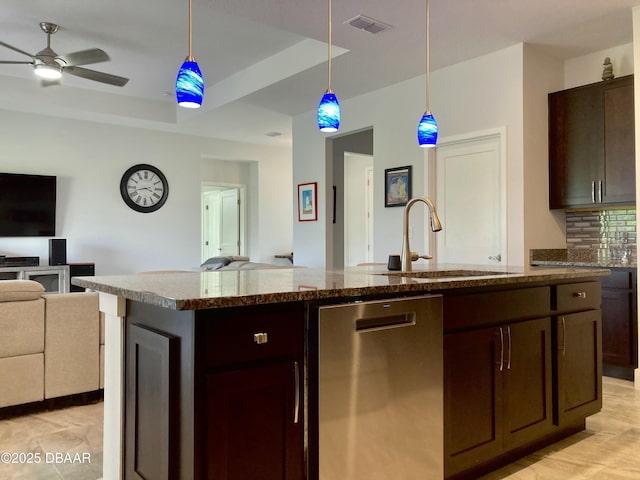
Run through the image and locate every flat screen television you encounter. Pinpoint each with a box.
[0,173,56,237]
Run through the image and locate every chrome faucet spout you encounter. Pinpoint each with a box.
[401,196,442,271]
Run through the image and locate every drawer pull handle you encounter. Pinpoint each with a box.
[497,327,504,372]
[293,361,300,424]
[574,292,587,299]
[253,332,268,344]
[506,326,512,370]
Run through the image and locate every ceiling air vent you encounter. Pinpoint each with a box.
[345,14,392,34]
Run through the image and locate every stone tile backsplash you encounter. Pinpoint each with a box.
[565,208,637,264]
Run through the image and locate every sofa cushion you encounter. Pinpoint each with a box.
[0,353,44,408]
[0,280,44,302]
[0,298,45,358]
[44,292,100,399]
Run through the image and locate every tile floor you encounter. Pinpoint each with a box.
[480,376,640,479]
[0,377,637,479]
[0,401,103,480]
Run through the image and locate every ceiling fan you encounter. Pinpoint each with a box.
[0,22,129,87]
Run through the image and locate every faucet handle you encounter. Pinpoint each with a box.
[410,252,433,261]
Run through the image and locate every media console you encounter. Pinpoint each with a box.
[0,265,70,293]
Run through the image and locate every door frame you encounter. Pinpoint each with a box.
[428,127,507,265]
[201,182,247,262]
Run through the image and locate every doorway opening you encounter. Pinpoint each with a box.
[329,128,374,269]
[201,183,246,262]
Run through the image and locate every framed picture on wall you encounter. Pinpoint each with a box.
[298,182,318,221]
[384,166,412,207]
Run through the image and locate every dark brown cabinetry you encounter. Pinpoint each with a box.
[124,301,305,480]
[554,310,602,424]
[601,268,638,380]
[205,362,301,480]
[444,282,603,479]
[444,318,553,477]
[444,290,553,479]
[549,75,635,208]
[553,281,602,425]
[198,304,304,480]
[125,323,180,480]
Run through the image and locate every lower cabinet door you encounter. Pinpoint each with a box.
[555,310,603,426]
[444,327,503,477]
[204,361,304,480]
[602,287,636,369]
[444,318,553,478]
[125,324,179,480]
[502,318,554,449]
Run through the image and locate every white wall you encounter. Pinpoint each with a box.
[0,109,292,274]
[565,43,634,88]
[431,44,527,265]
[522,45,567,257]
[294,43,563,267]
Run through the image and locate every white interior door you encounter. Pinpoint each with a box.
[219,188,240,256]
[202,191,221,261]
[435,131,506,266]
[344,153,374,266]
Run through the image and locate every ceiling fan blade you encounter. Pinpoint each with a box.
[57,48,110,67]
[0,60,33,65]
[64,66,129,87]
[0,41,35,60]
[41,79,60,87]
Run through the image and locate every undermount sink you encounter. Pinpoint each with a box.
[380,269,516,279]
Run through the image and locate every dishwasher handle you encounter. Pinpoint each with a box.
[356,313,416,333]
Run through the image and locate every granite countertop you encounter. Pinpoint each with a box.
[532,260,637,268]
[72,264,610,311]
[530,248,636,269]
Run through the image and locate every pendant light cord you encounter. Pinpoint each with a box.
[425,0,430,112]
[188,0,193,59]
[327,0,332,91]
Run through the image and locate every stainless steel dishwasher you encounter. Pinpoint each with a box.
[317,294,443,480]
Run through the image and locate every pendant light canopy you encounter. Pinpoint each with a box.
[317,0,340,132]
[418,0,437,147]
[176,0,204,108]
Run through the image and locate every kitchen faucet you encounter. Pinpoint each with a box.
[401,196,443,271]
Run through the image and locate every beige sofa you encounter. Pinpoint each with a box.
[0,280,103,409]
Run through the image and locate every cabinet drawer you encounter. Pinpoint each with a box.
[198,303,304,369]
[444,286,550,331]
[601,269,633,290]
[554,282,601,312]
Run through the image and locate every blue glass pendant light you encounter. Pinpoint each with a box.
[318,90,340,132]
[176,0,204,108]
[418,0,437,147]
[317,0,340,132]
[418,111,438,146]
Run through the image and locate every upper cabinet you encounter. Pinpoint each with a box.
[548,75,635,209]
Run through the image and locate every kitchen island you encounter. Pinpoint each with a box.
[73,264,609,480]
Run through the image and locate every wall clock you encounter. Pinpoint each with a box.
[120,164,169,213]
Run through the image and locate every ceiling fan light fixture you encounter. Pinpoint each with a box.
[34,63,62,80]
[176,56,204,108]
